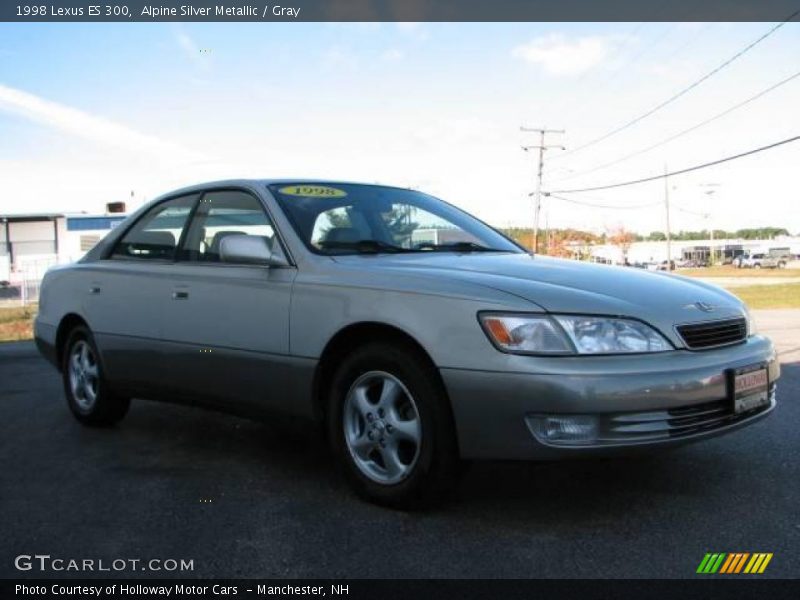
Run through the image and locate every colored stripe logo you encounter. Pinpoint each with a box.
[697,553,773,574]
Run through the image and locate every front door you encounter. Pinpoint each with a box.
[157,189,297,416]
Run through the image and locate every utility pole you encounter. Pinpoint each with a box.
[663,164,672,271]
[521,126,564,253]
[544,209,550,254]
[709,213,714,264]
[700,183,720,265]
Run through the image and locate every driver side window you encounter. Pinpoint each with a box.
[179,190,280,264]
[111,195,195,261]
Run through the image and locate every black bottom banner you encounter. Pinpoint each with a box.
[3,579,800,600]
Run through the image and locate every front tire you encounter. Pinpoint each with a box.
[327,342,459,509]
[62,325,130,426]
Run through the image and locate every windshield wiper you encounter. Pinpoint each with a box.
[319,239,413,254]
[425,242,505,253]
[320,239,504,254]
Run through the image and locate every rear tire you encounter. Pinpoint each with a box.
[327,342,460,509]
[62,325,130,427]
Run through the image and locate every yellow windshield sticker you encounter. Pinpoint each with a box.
[278,185,347,198]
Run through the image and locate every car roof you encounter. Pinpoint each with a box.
[153,179,415,201]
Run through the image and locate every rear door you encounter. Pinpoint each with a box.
[157,188,298,415]
[84,194,197,394]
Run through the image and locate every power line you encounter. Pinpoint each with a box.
[572,22,647,89]
[672,203,709,217]
[546,194,662,210]
[565,22,673,123]
[554,13,799,161]
[548,135,800,194]
[553,68,800,183]
[653,22,714,66]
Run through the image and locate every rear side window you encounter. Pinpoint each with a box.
[111,195,196,261]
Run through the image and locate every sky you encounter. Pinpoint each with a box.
[0,21,798,235]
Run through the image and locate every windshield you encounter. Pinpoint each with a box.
[269,183,524,255]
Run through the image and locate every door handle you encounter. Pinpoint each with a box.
[172,290,189,300]
[89,286,101,294]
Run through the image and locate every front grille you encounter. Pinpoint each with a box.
[598,385,775,444]
[676,317,747,349]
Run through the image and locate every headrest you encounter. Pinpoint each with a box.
[324,227,360,243]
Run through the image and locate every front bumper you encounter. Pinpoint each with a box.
[441,336,779,460]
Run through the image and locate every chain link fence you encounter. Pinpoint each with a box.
[0,257,56,307]
[0,278,41,307]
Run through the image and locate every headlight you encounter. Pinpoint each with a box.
[479,313,672,355]
[554,315,672,354]
[479,314,573,354]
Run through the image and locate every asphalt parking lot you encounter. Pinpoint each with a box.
[1,314,798,579]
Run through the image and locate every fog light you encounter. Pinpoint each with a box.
[528,415,599,446]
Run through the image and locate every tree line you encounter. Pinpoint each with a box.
[641,227,790,241]
[499,226,794,258]
[500,226,792,246]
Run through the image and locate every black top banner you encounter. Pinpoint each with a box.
[1,0,799,22]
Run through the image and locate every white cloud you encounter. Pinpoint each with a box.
[175,29,198,56]
[512,34,618,76]
[381,48,404,61]
[646,58,702,85]
[173,25,208,70]
[396,22,430,41]
[414,117,495,143]
[322,45,358,69]
[325,22,382,33]
[0,83,203,163]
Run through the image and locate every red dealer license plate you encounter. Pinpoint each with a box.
[731,366,769,414]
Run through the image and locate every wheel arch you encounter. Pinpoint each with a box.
[55,313,90,371]
[311,321,451,426]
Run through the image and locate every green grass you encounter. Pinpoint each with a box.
[680,265,799,278]
[0,304,37,342]
[728,283,800,309]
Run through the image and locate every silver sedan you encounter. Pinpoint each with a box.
[35,180,779,507]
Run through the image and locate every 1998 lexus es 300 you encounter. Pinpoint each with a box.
[35,180,779,507]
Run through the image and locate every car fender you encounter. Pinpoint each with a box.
[289,271,538,372]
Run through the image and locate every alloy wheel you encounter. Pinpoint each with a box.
[342,371,422,485]
[68,340,99,411]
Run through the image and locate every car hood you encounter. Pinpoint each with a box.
[332,252,746,344]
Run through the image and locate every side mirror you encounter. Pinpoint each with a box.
[219,235,287,267]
